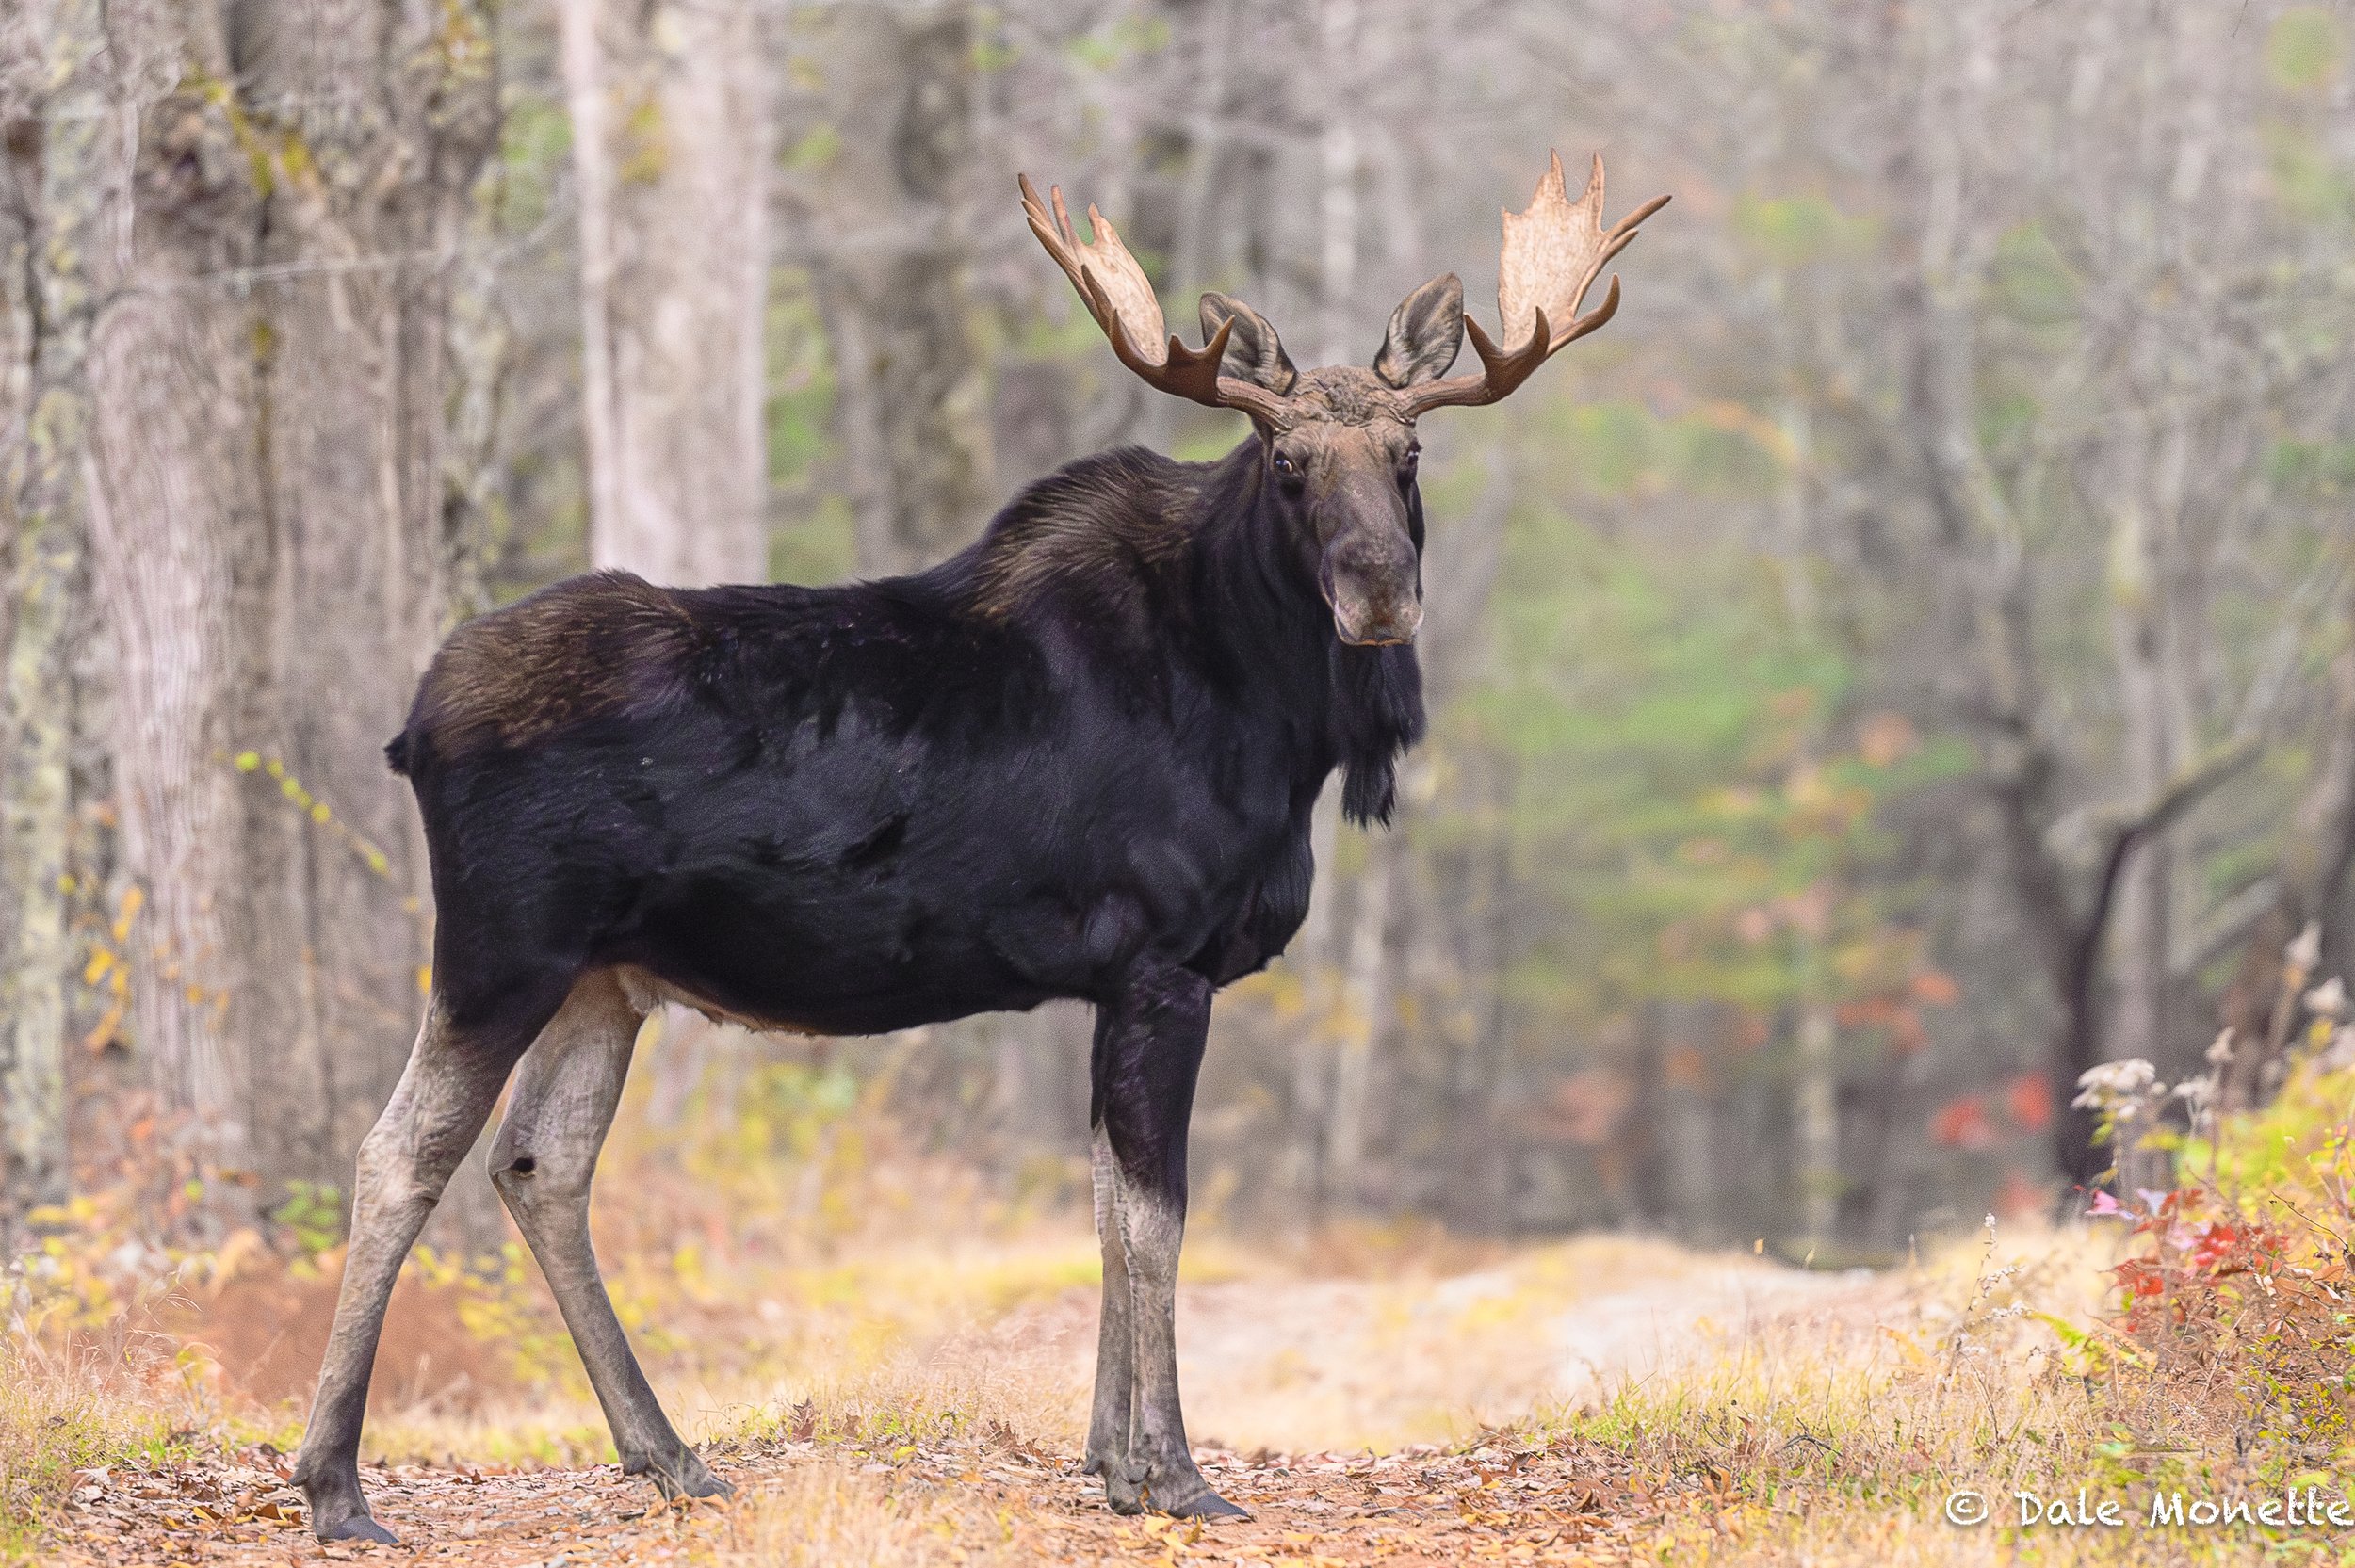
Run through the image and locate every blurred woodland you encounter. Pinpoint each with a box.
[5,0,2355,1261]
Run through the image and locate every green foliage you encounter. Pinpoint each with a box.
[2262,121,2354,224]
[1541,397,1789,501]
[2268,8,2345,92]
[1064,13,1171,72]
[1733,191,1872,268]
[1457,432,1960,1038]
[766,267,854,584]
[1989,223,2080,326]
[268,1181,343,1260]
[780,122,842,173]
[2266,436,2355,501]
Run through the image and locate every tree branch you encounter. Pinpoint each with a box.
[2071,737,2265,987]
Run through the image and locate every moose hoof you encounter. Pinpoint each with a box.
[312,1509,398,1544]
[1158,1486,1250,1520]
[1084,1451,1146,1514]
[1099,1470,1147,1514]
[631,1447,732,1502]
[297,1464,398,1544]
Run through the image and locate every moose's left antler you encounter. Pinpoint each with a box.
[1397,153,1669,417]
[1018,173,1294,426]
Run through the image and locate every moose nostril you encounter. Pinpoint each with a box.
[509,1155,536,1176]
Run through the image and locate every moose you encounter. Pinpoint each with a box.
[292,152,1664,1541]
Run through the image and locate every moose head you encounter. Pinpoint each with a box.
[1020,153,1668,647]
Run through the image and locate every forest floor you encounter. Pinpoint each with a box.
[9,1062,2351,1568]
[20,1235,1912,1567]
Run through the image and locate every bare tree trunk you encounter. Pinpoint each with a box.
[2103,408,2194,1074]
[221,5,502,1216]
[0,0,102,1213]
[1793,1003,1838,1245]
[1324,831,1395,1204]
[1315,0,1358,368]
[561,0,771,588]
[1288,0,1365,1213]
[2216,580,2355,1109]
[804,1,992,576]
[82,1,262,1168]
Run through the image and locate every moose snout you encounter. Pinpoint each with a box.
[1326,557,1424,646]
[1331,588,1422,646]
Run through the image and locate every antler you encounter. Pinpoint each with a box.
[1399,153,1668,417]
[1018,174,1294,426]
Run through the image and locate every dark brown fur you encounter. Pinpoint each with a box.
[400,573,708,764]
[968,448,1195,622]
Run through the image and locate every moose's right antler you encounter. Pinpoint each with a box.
[1019,174,1295,426]
[1397,153,1669,417]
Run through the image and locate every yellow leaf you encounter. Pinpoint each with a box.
[81,1001,123,1054]
[235,750,261,771]
[82,948,114,986]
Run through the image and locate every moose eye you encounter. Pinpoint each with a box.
[1272,452,1298,478]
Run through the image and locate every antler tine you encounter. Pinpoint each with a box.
[1400,154,1667,418]
[1019,173,1293,424]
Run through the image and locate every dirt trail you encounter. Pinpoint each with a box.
[41,1241,1895,1566]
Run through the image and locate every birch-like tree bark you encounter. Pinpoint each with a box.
[804,0,992,577]
[206,2,499,1196]
[0,0,98,1212]
[560,0,771,587]
[82,0,262,1167]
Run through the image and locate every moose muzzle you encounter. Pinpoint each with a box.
[1323,509,1424,647]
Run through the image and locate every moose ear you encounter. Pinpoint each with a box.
[1373,273,1465,388]
[1199,292,1298,395]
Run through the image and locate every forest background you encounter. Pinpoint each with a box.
[6,0,2355,1269]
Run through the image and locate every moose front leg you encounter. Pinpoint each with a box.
[1085,967,1247,1519]
[1084,1123,1139,1498]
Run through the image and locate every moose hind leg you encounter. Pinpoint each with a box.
[294,994,544,1543]
[489,970,728,1502]
[1092,967,1247,1519]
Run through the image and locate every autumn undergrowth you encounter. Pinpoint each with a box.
[1506,1055,2355,1564]
[0,1334,216,1559]
[6,1036,2353,1563]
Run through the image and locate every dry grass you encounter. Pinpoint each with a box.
[0,1334,216,1559]
[8,1051,2355,1563]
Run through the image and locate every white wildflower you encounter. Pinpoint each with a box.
[2071,1058,2160,1109]
[2305,976,2348,1020]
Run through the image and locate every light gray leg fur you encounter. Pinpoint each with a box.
[293,999,515,1543]
[1111,1158,1239,1515]
[1083,1126,1140,1506]
[487,969,728,1502]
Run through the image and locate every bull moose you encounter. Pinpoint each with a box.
[293,152,1665,1541]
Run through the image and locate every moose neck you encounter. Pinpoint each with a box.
[1188,438,1425,826]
